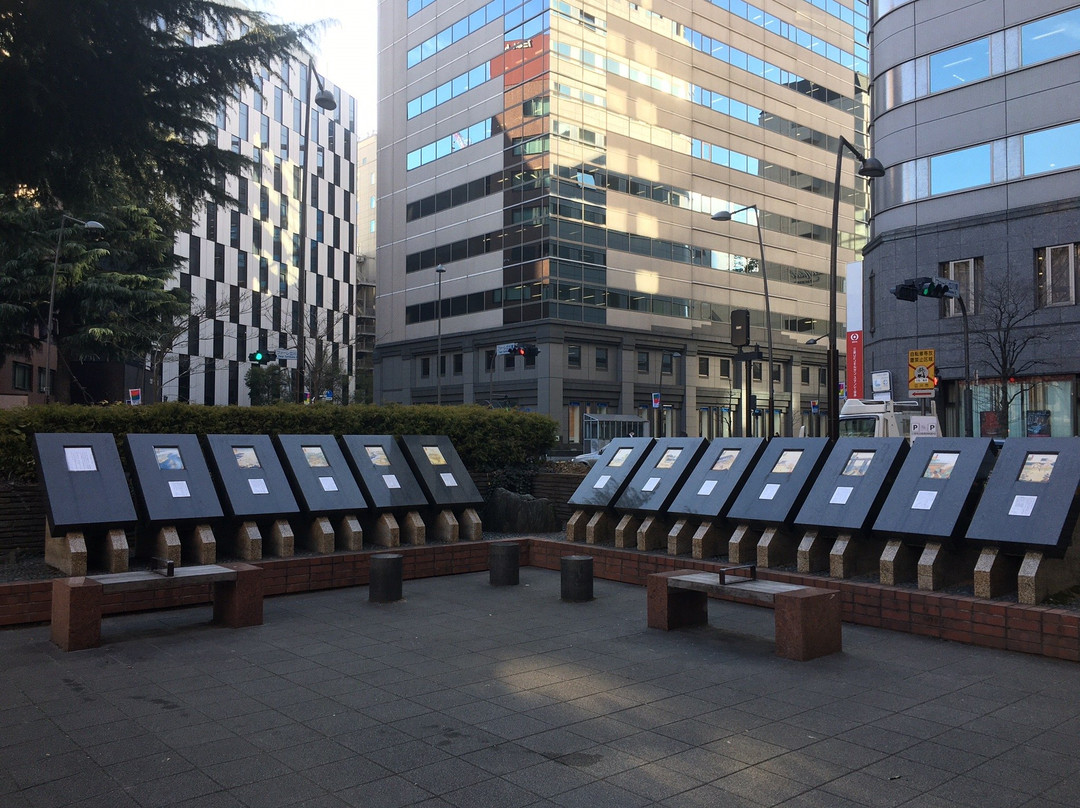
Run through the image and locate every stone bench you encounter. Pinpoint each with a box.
[51,562,263,651]
[647,566,841,661]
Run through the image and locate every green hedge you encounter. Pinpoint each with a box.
[0,403,559,483]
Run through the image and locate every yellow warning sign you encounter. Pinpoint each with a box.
[908,349,936,397]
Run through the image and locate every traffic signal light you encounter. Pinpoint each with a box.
[891,276,958,300]
[248,350,276,365]
[917,279,953,298]
[890,283,918,301]
[511,344,540,359]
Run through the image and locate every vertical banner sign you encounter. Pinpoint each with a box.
[652,392,661,409]
[908,349,936,397]
[128,388,142,406]
[847,331,863,399]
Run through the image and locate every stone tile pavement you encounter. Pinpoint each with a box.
[3,568,1080,807]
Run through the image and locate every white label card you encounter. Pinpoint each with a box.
[911,490,937,510]
[319,476,339,492]
[697,479,717,496]
[64,447,97,472]
[830,486,853,505]
[248,478,269,495]
[383,474,401,489]
[642,477,660,492]
[1009,495,1037,517]
[759,483,780,500]
[594,474,611,489]
[440,472,458,487]
[168,480,191,498]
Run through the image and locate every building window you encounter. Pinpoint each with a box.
[928,38,990,94]
[12,362,31,391]
[596,347,608,371]
[452,354,463,375]
[504,353,515,370]
[485,350,495,372]
[801,366,810,386]
[1036,244,1078,307]
[719,358,731,378]
[772,363,781,383]
[661,352,675,375]
[420,357,430,378]
[941,258,980,317]
[637,351,649,374]
[567,345,581,369]
[752,362,763,381]
[698,357,709,378]
[439,355,446,377]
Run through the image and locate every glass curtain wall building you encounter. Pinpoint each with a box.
[165,56,359,406]
[377,0,871,445]
[864,1,1080,438]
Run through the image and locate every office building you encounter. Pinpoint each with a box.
[864,1,1080,437]
[376,0,872,445]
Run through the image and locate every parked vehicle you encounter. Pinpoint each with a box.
[839,399,941,440]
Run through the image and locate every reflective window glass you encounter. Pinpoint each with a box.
[930,144,991,195]
[929,38,990,93]
[1023,121,1080,176]
[1022,8,1080,66]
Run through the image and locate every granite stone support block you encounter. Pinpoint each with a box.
[189,524,217,565]
[401,511,426,545]
[692,521,724,560]
[974,546,1020,599]
[773,587,842,661]
[156,527,182,568]
[647,572,707,630]
[829,535,881,579]
[50,577,103,651]
[337,515,363,551]
[565,509,588,542]
[667,518,694,556]
[880,540,918,586]
[432,509,459,543]
[757,526,797,568]
[637,516,667,552]
[584,511,615,545]
[307,517,335,554]
[235,521,262,561]
[918,542,972,591]
[213,563,264,628]
[460,508,482,541]
[373,513,400,547]
[797,529,830,574]
[614,514,640,549]
[45,529,86,577]
[728,523,758,564]
[103,529,130,573]
[269,519,294,558]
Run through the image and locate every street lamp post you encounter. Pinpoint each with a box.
[827,137,885,440]
[713,205,775,437]
[296,59,337,404]
[435,264,446,405]
[45,215,105,404]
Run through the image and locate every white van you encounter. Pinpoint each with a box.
[839,399,941,440]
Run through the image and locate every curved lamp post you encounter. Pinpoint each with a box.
[827,137,885,439]
[46,215,105,404]
[712,204,775,438]
[435,263,446,405]
[296,59,337,404]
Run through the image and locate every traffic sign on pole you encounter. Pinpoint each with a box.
[908,348,936,397]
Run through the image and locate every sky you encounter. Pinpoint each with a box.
[262,0,379,133]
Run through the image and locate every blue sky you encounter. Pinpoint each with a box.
[263,0,378,131]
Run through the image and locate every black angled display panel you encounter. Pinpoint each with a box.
[399,435,484,507]
[203,434,299,519]
[33,433,137,533]
[615,438,708,513]
[567,437,655,508]
[966,438,1080,556]
[726,438,832,528]
[274,434,369,517]
[872,438,996,543]
[668,438,766,519]
[125,434,223,524]
[340,435,428,510]
[795,438,909,532]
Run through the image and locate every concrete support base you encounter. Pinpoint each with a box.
[917,541,973,591]
[757,526,797,568]
[692,521,725,560]
[460,508,482,541]
[337,515,363,551]
[1018,541,1080,605]
[372,513,400,547]
[974,547,1021,599]
[401,511,426,545]
[728,523,759,564]
[101,529,129,573]
[45,530,87,577]
[565,509,588,542]
[307,517,335,554]
[797,529,830,574]
[188,524,217,565]
[879,540,919,586]
[269,519,294,558]
[234,521,262,561]
[585,511,616,545]
[615,514,641,549]
[667,519,695,556]
[432,509,459,543]
[829,534,880,579]
[637,516,667,551]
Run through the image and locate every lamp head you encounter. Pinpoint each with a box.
[436,263,446,274]
[858,157,886,178]
[314,89,337,111]
[84,221,105,230]
[711,211,733,222]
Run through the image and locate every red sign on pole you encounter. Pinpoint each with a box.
[846,331,863,399]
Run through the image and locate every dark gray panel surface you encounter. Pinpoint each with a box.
[125,434,223,524]
[567,437,655,508]
[203,434,299,518]
[873,438,996,543]
[340,435,429,510]
[274,435,369,516]
[615,438,708,513]
[668,439,766,518]
[726,438,832,527]
[399,435,483,507]
[33,433,137,533]
[796,438,909,532]
[966,438,1080,555]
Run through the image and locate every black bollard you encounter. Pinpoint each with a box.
[561,555,594,602]
[489,542,520,586]
[370,553,403,603]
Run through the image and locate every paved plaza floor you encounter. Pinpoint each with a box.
[3,568,1080,808]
